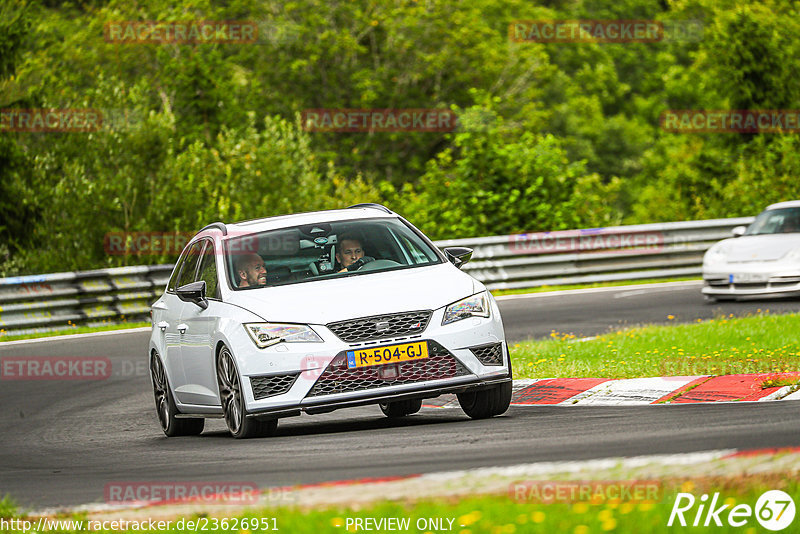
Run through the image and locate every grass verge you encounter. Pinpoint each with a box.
[2,475,798,533]
[512,312,800,379]
[0,321,150,342]
[490,277,700,297]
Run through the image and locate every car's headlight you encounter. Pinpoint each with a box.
[442,292,490,325]
[703,242,730,266]
[244,323,324,348]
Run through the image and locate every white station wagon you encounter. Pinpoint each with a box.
[148,204,512,438]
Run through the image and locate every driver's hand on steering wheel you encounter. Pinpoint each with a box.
[339,256,374,272]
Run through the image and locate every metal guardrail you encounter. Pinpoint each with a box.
[440,217,754,290]
[0,217,753,337]
[0,266,173,337]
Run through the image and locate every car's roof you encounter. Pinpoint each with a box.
[766,200,800,210]
[200,205,398,239]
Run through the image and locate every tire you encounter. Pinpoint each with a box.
[457,381,512,419]
[216,346,278,439]
[379,398,423,418]
[150,351,204,437]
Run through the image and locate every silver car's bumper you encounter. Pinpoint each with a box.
[702,266,800,298]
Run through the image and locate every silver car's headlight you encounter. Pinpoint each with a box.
[244,323,323,348]
[442,292,490,325]
[703,243,729,266]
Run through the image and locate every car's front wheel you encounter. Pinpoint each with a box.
[379,399,423,418]
[457,381,512,419]
[216,346,278,439]
[150,351,204,437]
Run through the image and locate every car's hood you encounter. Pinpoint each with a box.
[227,263,479,324]
[725,234,800,262]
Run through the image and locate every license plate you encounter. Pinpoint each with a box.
[731,273,768,283]
[346,341,429,369]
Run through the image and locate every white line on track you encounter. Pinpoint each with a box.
[494,280,703,301]
[0,326,151,347]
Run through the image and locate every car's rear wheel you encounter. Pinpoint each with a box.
[379,398,422,418]
[216,346,278,439]
[457,381,512,419]
[150,351,204,437]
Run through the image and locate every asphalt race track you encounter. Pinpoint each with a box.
[1,281,799,509]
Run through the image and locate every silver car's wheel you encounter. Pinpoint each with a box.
[150,351,204,437]
[216,347,278,439]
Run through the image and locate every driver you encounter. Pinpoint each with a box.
[336,235,365,272]
[782,217,800,233]
[235,252,268,287]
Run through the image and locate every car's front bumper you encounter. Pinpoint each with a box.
[702,263,800,298]
[247,374,511,418]
[230,302,510,417]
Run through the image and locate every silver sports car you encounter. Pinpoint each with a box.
[702,200,800,300]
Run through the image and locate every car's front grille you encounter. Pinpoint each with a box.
[327,310,432,343]
[305,340,471,397]
[250,373,299,400]
[470,343,504,366]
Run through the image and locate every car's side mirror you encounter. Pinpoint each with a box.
[176,280,209,309]
[731,225,747,238]
[443,247,473,269]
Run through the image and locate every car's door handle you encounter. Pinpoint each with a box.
[177,323,188,334]
[157,321,169,332]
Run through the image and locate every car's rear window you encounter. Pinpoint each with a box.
[224,218,442,289]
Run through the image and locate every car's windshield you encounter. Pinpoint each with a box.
[745,207,800,236]
[224,217,442,289]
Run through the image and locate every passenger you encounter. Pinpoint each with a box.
[235,252,267,287]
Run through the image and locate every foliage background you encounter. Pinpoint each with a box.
[1,0,800,274]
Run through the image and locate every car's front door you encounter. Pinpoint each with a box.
[176,239,222,406]
[160,242,204,397]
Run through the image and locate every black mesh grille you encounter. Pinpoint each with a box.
[250,373,299,400]
[327,310,432,342]
[305,340,471,397]
[470,343,504,366]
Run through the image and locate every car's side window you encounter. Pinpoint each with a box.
[176,241,205,289]
[167,250,188,293]
[197,240,220,299]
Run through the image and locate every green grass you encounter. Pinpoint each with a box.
[490,277,700,297]
[0,321,150,342]
[3,475,798,533]
[512,312,800,379]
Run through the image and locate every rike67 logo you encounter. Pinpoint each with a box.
[668,490,795,531]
